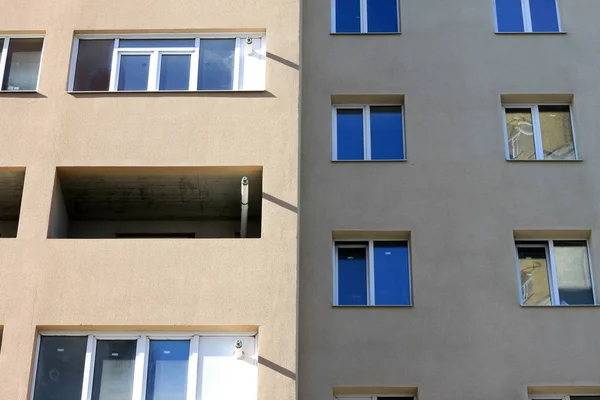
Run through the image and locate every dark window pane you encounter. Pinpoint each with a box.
[335,0,361,33]
[367,0,399,32]
[159,54,191,90]
[336,109,365,160]
[117,54,150,91]
[374,241,410,305]
[145,340,190,400]
[337,246,368,305]
[530,0,560,32]
[554,241,594,305]
[119,39,195,48]
[198,39,235,90]
[370,106,404,160]
[2,38,43,91]
[73,40,113,91]
[91,340,136,400]
[495,0,525,32]
[32,336,87,400]
[517,245,551,305]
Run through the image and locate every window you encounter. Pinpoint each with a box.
[32,333,258,400]
[503,105,576,160]
[495,0,561,32]
[0,36,43,91]
[69,35,265,92]
[116,233,196,238]
[334,240,411,306]
[333,105,405,161]
[516,240,595,306]
[335,396,414,400]
[332,0,400,33]
[530,395,600,400]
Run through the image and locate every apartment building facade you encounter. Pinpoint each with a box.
[300,1,600,400]
[0,0,299,399]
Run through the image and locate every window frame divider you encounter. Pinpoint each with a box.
[67,37,79,91]
[547,240,561,304]
[132,335,148,400]
[521,0,533,32]
[80,335,96,400]
[186,335,200,400]
[531,105,544,160]
[189,39,200,90]
[0,38,9,88]
[360,0,368,33]
[364,105,372,160]
[368,241,376,304]
[108,38,120,91]
[233,38,242,90]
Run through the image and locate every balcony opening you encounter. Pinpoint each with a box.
[48,167,262,239]
[0,168,25,238]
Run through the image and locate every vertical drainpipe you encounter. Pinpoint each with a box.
[240,177,249,238]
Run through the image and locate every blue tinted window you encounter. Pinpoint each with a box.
[337,246,368,305]
[118,55,150,90]
[495,0,525,32]
[198,39,236,90]
[336,109,364,160]
[335,0,361,33]
[119,39,195,48]
[146,340,190,400]
[367,0,399,33]
[530,0,560,32]
[374,241,410,305]
[159,54,191,90]
[370,106,404,160]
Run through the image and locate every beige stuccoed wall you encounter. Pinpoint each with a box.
[300,1,600,400]
[0,0,299,397]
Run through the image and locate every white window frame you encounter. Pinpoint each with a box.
[68,33,266,92]
[494,0,562,33]
[331,0,401,33]
[515,239,596,306]
[502,104,578,161]
[529,395,600,400]
[0,34,45,92]
[333,239,412,306]
[30,331,258,400]
[332,105,406,161]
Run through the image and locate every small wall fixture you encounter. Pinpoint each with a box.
[234,339,244,360]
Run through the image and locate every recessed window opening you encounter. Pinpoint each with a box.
[0,36,44,91]
[495,0,561,33]
[332,0,400,33]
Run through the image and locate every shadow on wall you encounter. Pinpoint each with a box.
[266,52,299,70]
[258,356,296,380]
[262,192,298,213]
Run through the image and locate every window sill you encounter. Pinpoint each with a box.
[495,31,566,35]
[521,304,600,308]
[330,32,401,36]
[68,89,267,95]
[332,159,407,163]
[506,158,583,162]
[332,304,413,308]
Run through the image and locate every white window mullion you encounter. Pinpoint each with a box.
[368,241,376,305]
[108,39,119,91]
[132,335,149,400]
[0,38,10,88]
[67,38,80,91]
[233,38,242,90]
[364,106,371,160]
[189,38,200,90]
[522,0,533,32]
[360,0,368,32]
[532,106,544,160]
[80,335,96,400]
[548,241,561,305]
[147,51,159,91]
[186,335,200,400]
[332,108,338,160]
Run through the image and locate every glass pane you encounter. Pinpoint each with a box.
[198,39,235,90]
[119,39,195,48]
[539,105,575,160]
[370,106,404,160]
[32,336,87,400]
[335,0,361,33]
[337,246,368,305]
[336,109,365,160]
[517,245,551,305]
[117,54,150,91]
[91,340,136,400]
[145,340,190,400]
[374,241,410,305]
[506,108,536,160]
[159,54,191,90]
[554,241,594,305]
[367,0,399,33]
[2,38,43,91]
[530,0,560,32]
[73,40,113,91]
[495,0,525,32]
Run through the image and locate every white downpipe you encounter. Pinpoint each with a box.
[240,177,249,238]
